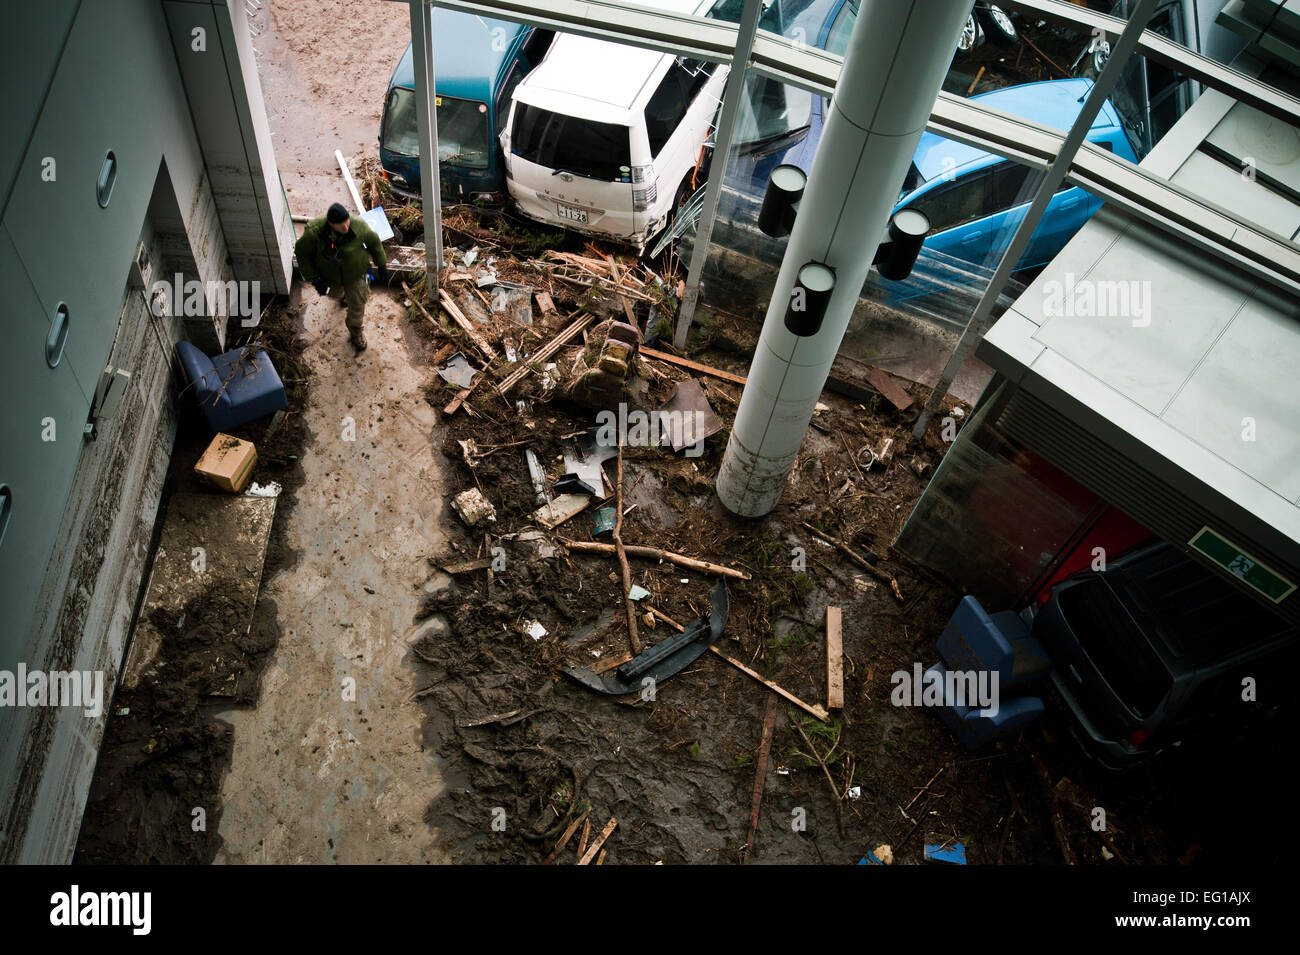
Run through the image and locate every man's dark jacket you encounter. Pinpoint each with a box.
[295,216,387,286]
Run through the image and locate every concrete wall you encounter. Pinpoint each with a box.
[0,0,290,862]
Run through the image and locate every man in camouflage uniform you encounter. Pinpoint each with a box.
[295,202,387,353]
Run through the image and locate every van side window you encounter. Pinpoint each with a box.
[522,28,553,66]
[905,170,990,232]
[644,60,716,156]
[496,64,525,137]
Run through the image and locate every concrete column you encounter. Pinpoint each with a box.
[408,0,443,292]
[717,0,971,517]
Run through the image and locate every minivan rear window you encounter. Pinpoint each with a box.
[511,103,632,182]
[1059,577,1173,717]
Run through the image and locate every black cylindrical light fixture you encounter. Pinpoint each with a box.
[758,164,807,237]
[784,262,835,337]
[874,208,931,281]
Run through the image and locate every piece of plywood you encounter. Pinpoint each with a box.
[533,493,590,529]
[825,606,844,710]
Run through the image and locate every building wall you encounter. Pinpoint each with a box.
[0,0,290,862]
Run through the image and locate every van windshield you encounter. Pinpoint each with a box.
[511,103,632,182]
[383,87,491,169]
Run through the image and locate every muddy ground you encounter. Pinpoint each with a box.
[74,302,312,864]
[389,239,1107,866]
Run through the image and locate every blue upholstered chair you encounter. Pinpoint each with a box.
[927,596,1054,749]
[175,341,287,433]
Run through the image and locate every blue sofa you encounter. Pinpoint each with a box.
[175,341,287,433]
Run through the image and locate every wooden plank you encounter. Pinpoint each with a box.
[591,651,633,675]
[495,311,598,396]
[825,606,844,710]
[576,818,592,859]
[439,286,498,361]
[606,256,639,325]
[535,290,557,315]
[576,818,617,865]
[709,647,830,722]
[542,808,590,864]
[443,362,491,416]
[741,691,779,865]
[641,347,747,385]
[533,493,590,530]
[861,366,914,412]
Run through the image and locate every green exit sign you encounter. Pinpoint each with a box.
[1188,527,1296,604]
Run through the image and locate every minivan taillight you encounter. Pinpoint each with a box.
[632,164,657,211]
[1126,728,1149,749]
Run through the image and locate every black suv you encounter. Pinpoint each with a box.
[1030,541,1298,768]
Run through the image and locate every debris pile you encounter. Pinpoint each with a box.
[380,206,1046,865]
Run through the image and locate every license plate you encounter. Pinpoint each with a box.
[556,202,588,224]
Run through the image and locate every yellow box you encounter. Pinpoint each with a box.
[195,433,257,493]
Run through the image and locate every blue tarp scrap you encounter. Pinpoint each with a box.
[924,841,967,864]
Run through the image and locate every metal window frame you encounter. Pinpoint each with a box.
[391,0,1300,304]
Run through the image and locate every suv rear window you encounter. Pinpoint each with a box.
[1059,577,1172,717]
[511,103,632,182]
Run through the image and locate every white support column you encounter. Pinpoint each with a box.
[716,0,972,518]
[910,0,1158,440]
[673,0,763,350]
[409,0,444,294]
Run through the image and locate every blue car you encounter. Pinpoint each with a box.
[716,1,1140,296]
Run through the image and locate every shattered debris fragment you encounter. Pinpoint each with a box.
[451,488,496,527]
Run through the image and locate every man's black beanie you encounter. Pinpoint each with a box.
[326,202,350,224]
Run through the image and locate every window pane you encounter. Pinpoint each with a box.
[436,95,491,169]
[645,66,691,156]
[907,173,988,231]
[512,104,631,181]
[382,87,420,156]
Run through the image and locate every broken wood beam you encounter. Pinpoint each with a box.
[641,347,747,385]
[542,808,590,865]
[495,311,598,397]
[576,817,617,865]
[825,606,844,711]
[438,287,498,361]
[709,647,830,722]
[576,818,592,859]
[612,443,642,655]
[741,692,779,865]
[799,521,903,602]
[559,538,751,580]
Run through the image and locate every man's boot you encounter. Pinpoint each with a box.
[350,327,367,353]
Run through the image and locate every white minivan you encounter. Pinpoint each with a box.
[500,0,728,253]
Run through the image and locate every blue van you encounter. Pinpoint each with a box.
[379,9,552,205]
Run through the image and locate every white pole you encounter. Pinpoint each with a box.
[409,0,444,294]
[717,0,972,517]
[673,0,763,350]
